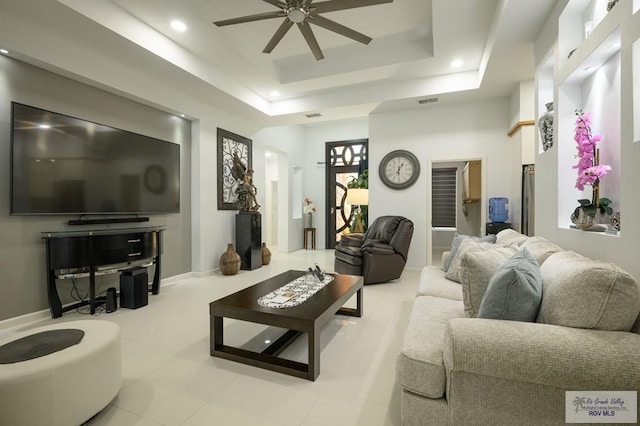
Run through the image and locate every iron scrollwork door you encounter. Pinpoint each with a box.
[325,139,368,249]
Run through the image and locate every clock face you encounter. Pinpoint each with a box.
[379,150,420,189]
[384,155,415,184]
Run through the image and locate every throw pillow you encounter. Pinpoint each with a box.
[443,234,468,273]
[445,238,496,283]
[477,248,543,322]
[443,233,496,272]
[518,236,563,266]
[495,229,529,248]
[460,245,517,318]
[537,251,640,331]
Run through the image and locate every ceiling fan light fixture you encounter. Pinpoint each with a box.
[287,7,308,23]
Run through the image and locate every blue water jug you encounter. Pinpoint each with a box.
[489,197,509,222]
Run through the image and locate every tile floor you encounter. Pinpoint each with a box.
[6,249,421,426]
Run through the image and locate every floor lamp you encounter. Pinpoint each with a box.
[346,188,369,233]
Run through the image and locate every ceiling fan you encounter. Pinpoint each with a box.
[213,0,393,61]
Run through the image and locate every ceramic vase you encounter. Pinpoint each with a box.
[261,242,271,265]
[610,211,621,231]
[538,102,554,151]
[220,243,241,275]
[304,213,312,228]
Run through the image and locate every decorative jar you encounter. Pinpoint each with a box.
[261,242,271,265]
[538,102,554,151]
[220,243,241,275]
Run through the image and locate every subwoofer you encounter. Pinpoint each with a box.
[120,267,148,309]
[105,287,118,313]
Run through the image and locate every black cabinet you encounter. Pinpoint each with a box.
[42,227,163,318]
[236,213,261,270]
[486,222,512,235]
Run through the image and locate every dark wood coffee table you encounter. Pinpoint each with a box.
[210,270,363,381]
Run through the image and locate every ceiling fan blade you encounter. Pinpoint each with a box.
[263,19,294,53]
[313,0,393,14]
[262,0,288,7]
[214,11,285,27]
[310,15,372,44]
[297,22,324,60]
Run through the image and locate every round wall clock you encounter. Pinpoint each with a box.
[379,150,420,189]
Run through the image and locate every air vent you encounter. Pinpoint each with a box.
[305,113,322,118]
[418,97,439,105]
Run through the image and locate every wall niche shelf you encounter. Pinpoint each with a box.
[556,1,623,231]
[558,28,621,85]
[558,0,626,71]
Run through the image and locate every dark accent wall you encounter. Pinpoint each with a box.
[0,55,192,321]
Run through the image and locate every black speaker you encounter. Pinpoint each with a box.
[106,287,118,313]
[120,267,148,309]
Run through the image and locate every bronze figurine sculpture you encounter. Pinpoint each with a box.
[231,152,260,212]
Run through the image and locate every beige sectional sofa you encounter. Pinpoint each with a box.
[397,229,640,426]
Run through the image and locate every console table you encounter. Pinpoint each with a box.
[41,226,164,318]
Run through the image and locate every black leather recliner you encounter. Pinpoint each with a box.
[334,216,414,284]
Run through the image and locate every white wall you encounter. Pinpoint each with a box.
[369,98,516,269]
[508,80,538,232]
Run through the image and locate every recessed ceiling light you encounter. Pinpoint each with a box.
[170,20,187,32]
[180,113,186,118]
[451,59,464,69]
[270,90,280,98]
[0,48,9,55]
[38,124,51,129]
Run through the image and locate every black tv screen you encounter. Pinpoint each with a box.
[10,102,180,215]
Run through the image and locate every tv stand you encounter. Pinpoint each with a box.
[42,226,164,318]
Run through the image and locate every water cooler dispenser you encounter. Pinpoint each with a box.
[487,197,512,235]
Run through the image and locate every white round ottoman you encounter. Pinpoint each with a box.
[0,320,121,426]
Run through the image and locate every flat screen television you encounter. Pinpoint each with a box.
[10,102,180,215]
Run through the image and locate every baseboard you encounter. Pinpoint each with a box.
[160,271,194,285]
[0,309,51,333]
[0,273,198,332]
[191,268,219,278]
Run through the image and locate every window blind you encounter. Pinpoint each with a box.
[432,168,457,228]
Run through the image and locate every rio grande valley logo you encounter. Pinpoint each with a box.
[566,392,637,423]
